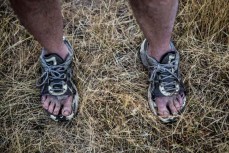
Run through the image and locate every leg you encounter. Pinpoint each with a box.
[10,0,75,118]
[130,0,178,61]
[10,0,68,59]
[129,0,184,118]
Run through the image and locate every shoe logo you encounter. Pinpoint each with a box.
[159,83,180,96]
[169,55,175,64]
[45,57,57,66]
[169,55,175,73]
[48,83,68,96]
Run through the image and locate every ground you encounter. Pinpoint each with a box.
[0,0,228,153]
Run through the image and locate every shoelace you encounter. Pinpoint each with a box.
[149,60,179,93]
[36,59,71,92]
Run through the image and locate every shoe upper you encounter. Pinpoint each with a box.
[148,51,185,98]
[36,39,76,99]
[141,40,185,98]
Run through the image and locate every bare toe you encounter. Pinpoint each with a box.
[42,96,50,110]
[48,101,55,114]
[62,96,73,116]
[173,98,181,111]
[53,102,61,115]
[177,94,183,106]
[156,98,170,118]
[168,99,178,115]
[41,96,46,103]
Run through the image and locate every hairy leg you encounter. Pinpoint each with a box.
[129,0,178,61]
[10,0,68,59]
[129,0,183,117]
[10,0,72,116]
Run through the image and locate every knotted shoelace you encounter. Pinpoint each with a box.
[36,58,71,93]
[148,60,180,94]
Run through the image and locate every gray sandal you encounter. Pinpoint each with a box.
[36,38,79,121]
[140,39,186,123]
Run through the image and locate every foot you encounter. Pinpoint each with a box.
[42,95,73,117]
[140,39,186,123]
[155,93,184,118]
[37,38,79,121]
[147,42,184,118]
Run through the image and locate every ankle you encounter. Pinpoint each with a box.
[147,43,171,61]
[44,43,69,60]
[56,44,69,60]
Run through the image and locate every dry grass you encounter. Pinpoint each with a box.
[0,0,228,152]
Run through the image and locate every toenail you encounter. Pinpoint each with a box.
[64,111,70,116]
[162,111,169,117]
[176,106,181,110]
[43,105,48,109]
[173,112,178,115]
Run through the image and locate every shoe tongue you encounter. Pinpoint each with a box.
[44,53,64,66]
[160,51,176,64]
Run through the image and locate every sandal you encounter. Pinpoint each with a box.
[36,38,79,121]
[140,39,186,123]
